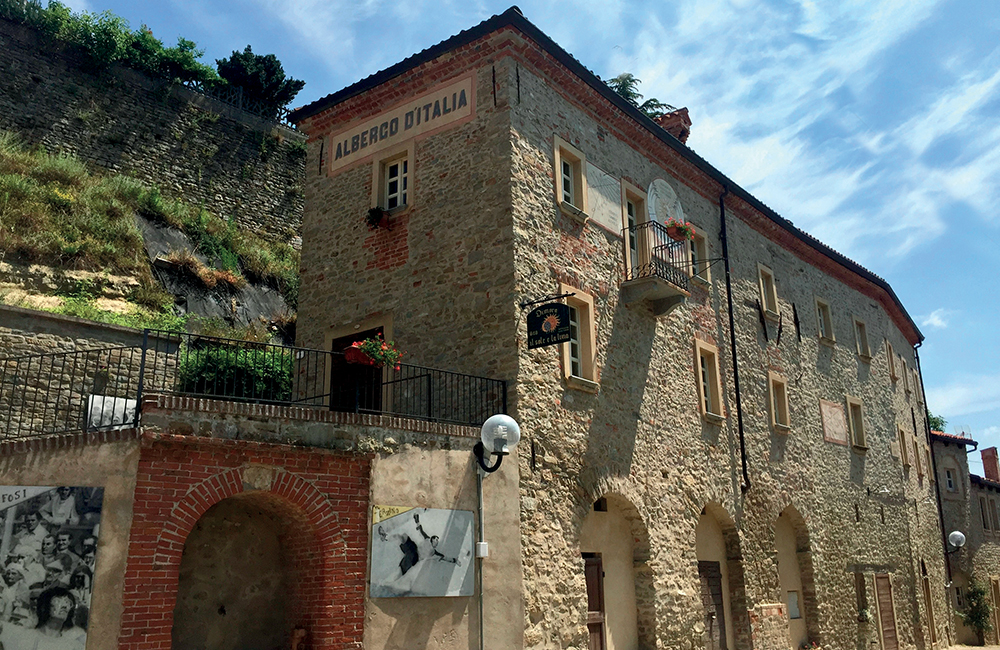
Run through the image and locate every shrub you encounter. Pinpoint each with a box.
[178,342,292,401]
[963,580,993,644]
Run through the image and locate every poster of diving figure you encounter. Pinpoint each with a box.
[370,506,474,598]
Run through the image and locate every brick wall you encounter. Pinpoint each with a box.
[0,18,304,240]
[117,432,370,650]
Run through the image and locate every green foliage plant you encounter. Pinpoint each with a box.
[216,45,306,118]
[178,341,292,401]
[928,411,947,431]
[962,579,993,644]
[606,72,675,119]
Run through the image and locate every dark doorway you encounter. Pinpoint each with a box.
[698,560,728,650]
[329,327,383,413]
[583,553,606,650]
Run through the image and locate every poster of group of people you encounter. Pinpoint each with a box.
[370,506,474,598]
[0,486,103,650]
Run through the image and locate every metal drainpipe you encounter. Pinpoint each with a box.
[719,187,750,492]
[916,342,952,582]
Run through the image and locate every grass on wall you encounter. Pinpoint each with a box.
[0,130,300,306]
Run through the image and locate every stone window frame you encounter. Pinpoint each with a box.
[925,447,934,484]
[370,141,415,214]
[853,316,871,361]
[912,368,923,403]
[913,436,923,478]
[901,357,911,394]
[845,395,867,450]
[991,498,1000,532]
[688,226,711,284]
[981,496,992,531]
[553,136,589,222]
[559,282,598,393]
[886,340,898,381]
[898,427,910,467]
[944,467,957,493]
[620,181,648,277]
[757,263,779,320]
[768,371,791,432]
[815,297,835,345]
[694,339,724,423]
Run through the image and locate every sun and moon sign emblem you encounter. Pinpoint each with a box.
[541,314,561,333]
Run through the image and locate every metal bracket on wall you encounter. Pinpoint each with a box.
[519,292,575,310]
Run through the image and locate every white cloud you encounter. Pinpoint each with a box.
[921,308,952,330]
[927,376,1000,419]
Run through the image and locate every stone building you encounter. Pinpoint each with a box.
[931,431,1000,645]
[289,6,947,650]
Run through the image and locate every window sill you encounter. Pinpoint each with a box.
[566,375,599,394]
[773,422,792,434]
[857,353,872,363]
[819,336,836,347]
[559,200,589,225]
[852,443,869,453]
[763,309,780,322]
[702,412,726,425]
[691,275,711,288]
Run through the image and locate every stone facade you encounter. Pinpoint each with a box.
[932,432,1000,645]
[292,8,948,650]
[0,18,304,240]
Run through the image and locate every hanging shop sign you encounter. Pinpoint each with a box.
[527,303,571,350]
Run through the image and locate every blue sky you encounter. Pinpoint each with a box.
[63,0,1000,464]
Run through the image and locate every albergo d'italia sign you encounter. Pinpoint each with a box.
[328,76,475,174]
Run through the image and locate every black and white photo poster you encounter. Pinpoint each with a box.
[370,506,473,598]
[0,486,103,650]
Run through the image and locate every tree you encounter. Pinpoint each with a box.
[606,73,674,119]
[962,579,993,645]
[928,411,947,431]
[215,46,305,119]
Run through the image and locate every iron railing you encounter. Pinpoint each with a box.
[622,221,690,291]
[0,330,507,439]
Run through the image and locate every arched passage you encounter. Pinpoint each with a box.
[171,492,313,650]
[774,506,817,648]
[579,493,655,650]
[696,503,750,650]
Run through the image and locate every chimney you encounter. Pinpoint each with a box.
[982,447,1000,482]
[655,107,692,144]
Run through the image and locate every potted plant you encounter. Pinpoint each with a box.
[344,334,404,369]
[664,216,695,241]
[366,206,391,230]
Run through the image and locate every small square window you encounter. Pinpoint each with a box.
[554,136,588,221]
[853,317,871,360]
[689,228,710,282]
[846,396,866,449]
[946,469,956,492]
[695,340,724,422]
[886,340,898,381]
[769,372,791,430]
[787,591,801,620]
[384,157,408,210]
[816,298,834,344]
[560,283,598,392]
[758,264,778,318]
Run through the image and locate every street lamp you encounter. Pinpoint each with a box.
[474,414,520,473]
[947,530,967,552]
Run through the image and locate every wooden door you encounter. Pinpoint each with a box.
[991,579,1000,643]
[699,560,728,650]
[329,328,383,413]
[922,577,936,644]
[875,574,899,650]
[584,554,606,650]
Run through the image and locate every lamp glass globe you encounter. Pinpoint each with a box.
[480,414,521,449]
[948,530,967,548]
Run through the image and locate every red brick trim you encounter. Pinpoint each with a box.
[152,466,343,566]
[142,392,480,438]
[0,427,140,457]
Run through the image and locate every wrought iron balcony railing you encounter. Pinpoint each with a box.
[622,220,691,292]
[0,330,508,439]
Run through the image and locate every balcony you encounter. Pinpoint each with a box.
[0,330,507,439]
[621,220,690,316]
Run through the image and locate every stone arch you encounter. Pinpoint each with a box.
[577,479,657,650]
[697,501,751,650]
[154,466,342,567]
[775,504,819,646]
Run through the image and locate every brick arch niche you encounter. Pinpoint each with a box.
[118,437,369,650]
